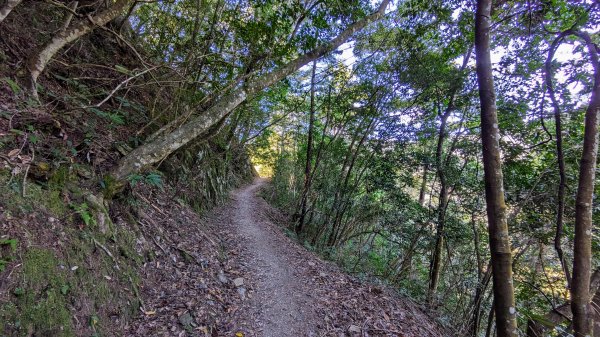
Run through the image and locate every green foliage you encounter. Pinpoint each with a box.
[127,171,163,188]
[253,1,600,332]
[72,202,94,227]
[87,107,125,126]
[1,0,598,335]
[0,238,18,272]
[1,77,22,95]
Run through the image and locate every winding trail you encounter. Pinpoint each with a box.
[231,179,316,336]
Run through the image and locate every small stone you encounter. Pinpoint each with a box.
[348,324,361,333]
[178,312,194,328]
[218,271,228,284]
[319,272,326,278]
[233,277,244,287]
[237,287,246,299]
[308,261,316,267]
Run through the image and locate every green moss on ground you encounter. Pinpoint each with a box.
[0,168,144,336]
[0,169,69,217]
[18,248,73,336]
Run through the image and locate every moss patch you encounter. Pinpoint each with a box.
[18,248,73,336]
[0,170,69,217]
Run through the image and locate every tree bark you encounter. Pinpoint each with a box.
[59,1,79,33]
[0,0,21,24]
[296,60,318,234]
[475,1,518,336]
[570,30,600,337]
[485,299,496,337]
[110,0,390,182]
[26,0,135,96]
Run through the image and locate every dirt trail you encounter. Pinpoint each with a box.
[231,179,316,336]
[130,178,447,337]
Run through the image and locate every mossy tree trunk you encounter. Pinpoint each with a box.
[26,0,134,97]
[110,0,391,182]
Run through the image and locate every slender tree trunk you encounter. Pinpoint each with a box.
[328,118,375,247]
[469,210,486,337]
[26,0,134,97]
[392,220,428,282]
[324,117,366,246]
[472,211,484,276]
[546,33,572,288]
[485,299,496,337]
[475,1,518,336]
[418,163,428,206]
[470,266,492,337]
[428,196,446,303]
[428,107,450,304]
[110,0,390,183]
[427,48,470,304]
[297,60,318,234]
[570,31,600,337]
[0,0,21,23]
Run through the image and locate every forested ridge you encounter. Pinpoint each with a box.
[0,0,598,336]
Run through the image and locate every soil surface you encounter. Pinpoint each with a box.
[130,179,447,337]
[231,180,317,336]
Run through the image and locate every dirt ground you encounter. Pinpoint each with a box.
[129,179,447,337]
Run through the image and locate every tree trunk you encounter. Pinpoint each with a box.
[418,163,428,206]
[475,1,518,336]
[27,0,135,97]
[110,0,390,183]
[296,60,318,234]
[485,299,496,337]
[328,117,375,247]
[470,266,492,337]
[571,31,600,337]
[0,0,21,24]
[428,106,450,304]
[546,32,572,288]
[427,47,470,305]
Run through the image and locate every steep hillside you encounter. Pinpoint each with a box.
[0,3,255,336]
